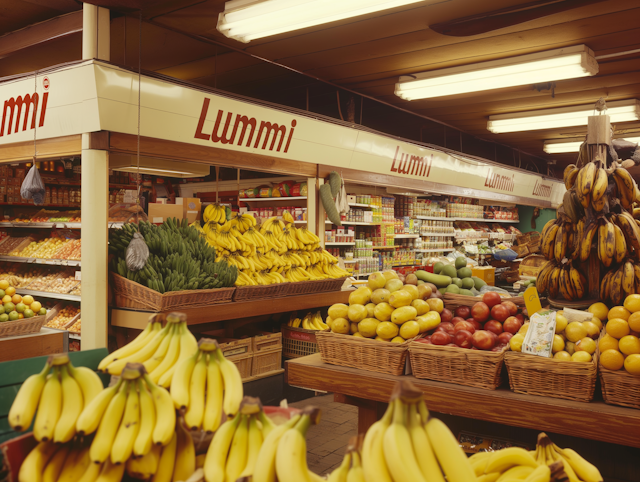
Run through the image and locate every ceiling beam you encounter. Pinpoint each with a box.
[0,10,82,60]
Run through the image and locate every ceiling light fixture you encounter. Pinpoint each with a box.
[487,99,640,134]
[395,45,598,101]
[217,0,428,43]
[543,136,640,154]
[110,155,210,178]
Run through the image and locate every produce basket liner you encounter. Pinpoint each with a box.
[504,343,599,402]
[232,282,290,302]
[286,277,347,296]
[111,273,235,311]
[598,328,640,409]
[316,330,414,376]
[0,304,57,338]
[409,342,508,390]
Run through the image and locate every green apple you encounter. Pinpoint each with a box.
[0,305,5,315]
[4,302,15,313]
[38,308,47,316]
[23,309,34,318]
[8,311,19,321]
[0,289,6,298]
[15,302,26,314]
[0,313,8,322]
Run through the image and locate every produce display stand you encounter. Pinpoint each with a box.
[286,353,640,449]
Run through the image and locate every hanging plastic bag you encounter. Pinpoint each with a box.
[126,232,149,271]
[20,165,46,205]
[335,177,350,214]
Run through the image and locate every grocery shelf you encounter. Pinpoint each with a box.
[0,256,81,267]
[372,246,396,249]
[16,289,81,302]
[286,354,640,449]
[342,260,357,264]
[325,221,374,226]
[69,333,81,340]
[293,220,307,224]
[111,290,351,328]
[348,203,373,208]
[455,218,520,223]
[394,234,419,239]
[0,222,122,229]
[414,248,455,253]
[325,242,355,246]
[415,216,455,221]
[420,233,455,237]
[241,196,307,201]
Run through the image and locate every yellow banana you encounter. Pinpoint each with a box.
[77,461,102,482]
[523,464,551,482]
[42,444,70,482]
[106,323,173,376]
[613,224,627,263]
[275,414,314,482]
[383,400,427,482]
[151,430,177,482]
[203,353,224,434]
[495,464,534,481]
[18,441,58,482]
[127,444,161,480]
[425,416,476,482]
[614,167,635,209]
[203,415,242,482]
[580,222,598,261]
[555,447,602,482]
[407,403,445,482]
[143,325,176,374]
[226,414,249,482]
[558,268,573,301]
[97,321,160,372]
[328,453,351,482]
[484,446,538,474]
[134,380,156,457]
[253,414,302,482]
[111,380,140,464]
[33,367,62,442]
[623,260,635,296]
[148,324,181,384]
[238,415,264,479]
[548,267,560,299]
[53,365,83,443]
[90,380,129,463]
[173,420,197,482]
[76,378,123,436]
[68,365,103,406]
[590,168,608,202]
[600,268,614,303]
[158,320,199,389]
[214,348,243,418]
[143,374,176,447]
[598,220,615,267]
[184,353,207,430]
[58,446,91,482]
[569,266,585,300]
[8,361,50,431]
[610,265,624,306]
[580,163,596,196]
[541,224,559,259]
[564,166,578,190]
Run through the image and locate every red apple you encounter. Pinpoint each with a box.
[440,308,453,324]
[454,306,471,319]
[431,331,452,345]
[521,308,529,318]
[515,313,525,324]
[471,330,497,350]
[471,302,490,323]
[498,332,514,344]
[502,301,518,316]
[503,316,523,334]
[416,336,432,344]
[484,320,504,335]
[446,343,457,347]
[454,330,473,348]
[491,304,510,323]
[492,343,508,352]
[435,322,455,336]
[451,316,466,326]
[482,291,502,308]
[454,320,476,334]
[467,319,482,331]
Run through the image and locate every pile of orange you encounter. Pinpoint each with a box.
[593,297,640,375]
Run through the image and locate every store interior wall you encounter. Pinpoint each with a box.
[517,207,557,234]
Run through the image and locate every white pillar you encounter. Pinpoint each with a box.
[81,135,109,349]
[83,4,110,61]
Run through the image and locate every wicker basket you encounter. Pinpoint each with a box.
[598,328,640,409]
[232,283,289,302]
[0,313,48,338]
[409,342,508,390]
[504,347,599,402]
[316,330,412,376]
[111,273,235,311]
[443,293,525,309]
[281,325,325,358]
[286,278,347,296]
[253,332,282,353]
[252,347,282,377]
[229,353,253,381]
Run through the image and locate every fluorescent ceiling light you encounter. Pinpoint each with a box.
[217,0,428,43]
[488,99,640,134]
[110,155,210,178]
[544,136,640,154]
[396,45,598,101]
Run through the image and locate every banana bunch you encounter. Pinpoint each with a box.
[8,353,103,443]
[126,416,197,482]
[203,397,281,482]
[17,439,126,482]
[360,380,476,482]
[261,216,286,240]
[287,311,329,330]
[284,265,322,282]
[327,439,365,482]
[74,363,176,465]
[282,209,295,225]
[600,258,640,305]
[170,338,244,431]
[203,204,228,224]
[470,432,602,482]
[236,270,259,286]
[98,312,198,388]
[253,270,287,285]
[229,212,257,234]
[536,260,586,301]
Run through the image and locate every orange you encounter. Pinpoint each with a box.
[582,321,600,339]
[624,294,640,313]
[565,322,587,342]
[4,286,15,297]
[606,318,630,339]
[0,280,8,290]
[1,295,10,304]
[575,337,596,355]
[619,335,640,356]
[11,294,21,305]
[624,354,640,375]
[17,313,23,319]
[588,302,609,321]
[599,333,619,353]
[629,311,640,333]
[600,349,624,371]
[608,306,630,321]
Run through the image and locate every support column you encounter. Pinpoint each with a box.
[81,135,109,349]
[82,3,110,61]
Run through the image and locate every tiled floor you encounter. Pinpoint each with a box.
[289,393,358,476]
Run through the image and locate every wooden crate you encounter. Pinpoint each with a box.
[253,332,282,353]
[281,325,324,358]
[251,346,282,377]
[230,353,253,380]
[217,338,252,358]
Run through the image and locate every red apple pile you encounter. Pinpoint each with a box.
[415,291,526,351]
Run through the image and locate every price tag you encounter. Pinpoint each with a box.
[75,271,81,281]
[523,286,542,316]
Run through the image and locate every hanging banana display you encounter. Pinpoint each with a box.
[537,135,640,304]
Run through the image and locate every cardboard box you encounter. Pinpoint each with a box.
[148,203,184,224]
[176,197,201,223]
[472,266,495,286]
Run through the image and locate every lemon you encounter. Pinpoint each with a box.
[350,323,359,334]
[618,335,640,356]
[353,332,365,338]
[417,312,440,333]
[375,336,392,342]
[600,349,624,370]
[565,341,576,355]
[374,302,394,322]
[0,280,8,290]
[589,316,603,331]
[391,336,405,343]
[582,321,600,339]
[575,337,596,355]
[376,321,399,339]
[624,354,640,375]
[588,302,609,321]
[399,320,420,340]
[331,318,350,334]
[365,303,376,318]
[328,303,349,320]
[565,322,587,342]
[606,318,630,339]
[21,295,34,305]
[553,351,572,361]
[347,304,367,323]
[552,334,565,353]
[509,333,525,352]
[426,298,443,314]
[349,287,372,305]
[358,318,379,338]
[30,301,42,313]
[599,333,619,353]
[402,285,420,301]
[5,287,15,297]
[608,306,630,321]
[519,323,529,335]
[555,314,568,333]
[571,351,592,363]
[624,294,640,313]
[628,311,640,333]
[411,299,430,316]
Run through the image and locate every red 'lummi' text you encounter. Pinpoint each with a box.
[390,146,433,177]
[485,169,515,192]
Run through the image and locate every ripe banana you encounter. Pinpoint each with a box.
[173,420,197,482]
[203,354,224,434]
[598,219,615,267]
[53,365,83,443]
[407,403,445,482]
[554,223,567,262]
[383,400,427,482]
[214,348,243,417]
[328,452,351,482]
[90,380,129,463]
[564,165,579,189]
[484,447,538,474]
[143,374,176,447]
[590,168,608,203]
[111,380,141,464]
[98,321,160,372]
[623,260,635,295]
[8,361,50,431]
[171,351,199,410]
[425,416,477,482]
[127,445,161,480]
[33,367,62,442]
[134,380,156,457]
[77,378,123,436]
[580,222,598,261]
[238,414,264,479]
[204,414,242,482]
[152,430,177,482]
[555,447,603,482]
[184,353,207,430]
[226,414,249,482]
[252,414,301,482]
[579,163,596,196]
[275,414,314,482]
[610,265,624,306]
[18,441,58,482]
[548,267,560,299]
[41,444,69,482]
[613,224,628,263]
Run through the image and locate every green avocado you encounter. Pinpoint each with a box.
[461,278,475,290]
[457,267,473,279]
[433,262,444,274]
[455,257,467,270]
[460,289,474,296]
[441,265,457,279]
[446,284,460,294]
[451,277,463,288]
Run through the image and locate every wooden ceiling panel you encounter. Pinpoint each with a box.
[0,0,79,37]
[0,32,81,77]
